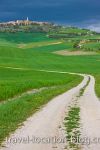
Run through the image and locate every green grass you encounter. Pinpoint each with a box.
[0,31,100,145]
[0,33,100,97]
[0,68,81,101]
[64,77,92,150]
[0,32,54,44]
[94,74,100,97]
[0,43,100,97]
[30,42,73,52]
[0,74,82,145]
[64,107,80,149]
[54,27,93,34]
[83,42,100,51]
[19,40,62,49]
[79,77,90,97]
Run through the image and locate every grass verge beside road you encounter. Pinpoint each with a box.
[0,74,82,145]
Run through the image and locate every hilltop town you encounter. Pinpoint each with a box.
[0,18,57,32]
[0,18,97,35]
[0,17,50,27]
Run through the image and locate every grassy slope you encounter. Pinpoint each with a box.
[0,31,100,144]
[0,32,100,97]
[0,32,84,144]
[0,74,82,144]
[0,32,54,43]
[0,68,80,101]
[83,42,100,51]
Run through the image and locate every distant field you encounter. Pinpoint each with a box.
[53,50,97,56]
[0,32,54,43]
[83,42,100,51]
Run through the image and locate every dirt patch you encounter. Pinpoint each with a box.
[18,44,27,48]
[18,42,62,49]
[53,50,97,56]
[36,42,62,47]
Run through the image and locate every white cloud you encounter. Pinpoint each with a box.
[76,19,100,33]
[87,24,100,32]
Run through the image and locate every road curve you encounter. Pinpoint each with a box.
[80,75,100,150]
[0,71,100,150]
[0,72,88,150]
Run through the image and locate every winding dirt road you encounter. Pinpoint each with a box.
[80,75,100,150]
[0,71,100,150]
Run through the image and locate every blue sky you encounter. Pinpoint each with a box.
[0,0,100,31]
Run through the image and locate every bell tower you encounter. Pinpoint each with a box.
[27,17,29,21]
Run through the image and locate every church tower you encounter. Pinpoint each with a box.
[25,17,29,25]
[27,17,29,21]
